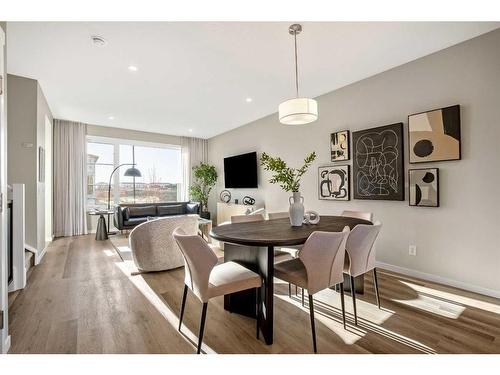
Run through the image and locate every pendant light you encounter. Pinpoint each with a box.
[279,24,318,125]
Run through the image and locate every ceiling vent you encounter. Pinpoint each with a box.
[91,35,107,47]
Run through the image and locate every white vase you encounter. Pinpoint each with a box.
[288,192,305,227]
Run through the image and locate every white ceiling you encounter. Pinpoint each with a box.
[7,22,499,139]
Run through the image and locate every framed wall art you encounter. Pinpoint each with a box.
[352,123,404,201]
[409,168,439,207]
[330,130,350,161]
[318,165,350,201]
[408,105,461,163]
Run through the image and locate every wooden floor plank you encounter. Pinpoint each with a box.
[7,235,500,354]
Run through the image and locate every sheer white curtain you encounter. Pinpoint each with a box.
[53,119,88,237]
[180,136,208,201]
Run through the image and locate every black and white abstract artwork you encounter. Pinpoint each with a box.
[409,105,461,163]
[330,130,350,161]
[318,165,350,201]
[352,123,404,201]
[409,168,439,207]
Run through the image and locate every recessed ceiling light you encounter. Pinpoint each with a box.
[128,65,138,72]
[108,116,115,120]
[188,129,193,133]
[245,97,253,103]
[91,35,107,47]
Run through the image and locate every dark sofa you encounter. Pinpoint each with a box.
[113,202,200,230]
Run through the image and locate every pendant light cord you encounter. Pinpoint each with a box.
[294,31,299,97]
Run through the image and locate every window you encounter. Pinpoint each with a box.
[86,137,183,209]
[87,142,114,208]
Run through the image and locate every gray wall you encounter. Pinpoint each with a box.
[7,75,38,249]
[7,74,53,252]
[209,29,500,296]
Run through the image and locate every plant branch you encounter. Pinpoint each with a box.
[260,151,316,193]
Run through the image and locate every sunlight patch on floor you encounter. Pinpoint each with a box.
[276,288,435,353]
[398,280,500,315]
[392,294,465,319]
[275,293,361,344]
[359,320,436,354]
[103,249,116,257]
[114,261,217,354]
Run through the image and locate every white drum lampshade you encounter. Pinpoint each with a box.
[279,97,318,125]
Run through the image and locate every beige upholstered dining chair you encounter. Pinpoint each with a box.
[343,221,382,325]
[268,211,303,297]
[341,210,373,222]
[173,228,262,354]
[268,211,301,259]
[274,227,350,353]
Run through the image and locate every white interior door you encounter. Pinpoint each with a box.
[0,26,10,353]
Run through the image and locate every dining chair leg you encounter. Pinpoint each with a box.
[373,268,381,309]
[308,294,317,353]
[178,284,188,331]
[256,287,261,339]
[295,285,298,296]
[302,288,305,307]
[339,282,346,329]
[288,283,292,298]
[197,303,208,354]
[350,275,358,325]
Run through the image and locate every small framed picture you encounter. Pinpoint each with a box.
[318,165,350,201]
[330,130,350,161]
[409,168,439,207]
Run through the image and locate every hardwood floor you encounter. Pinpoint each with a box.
[7,235,500,354]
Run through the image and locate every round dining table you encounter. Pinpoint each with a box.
[210,215,372,345]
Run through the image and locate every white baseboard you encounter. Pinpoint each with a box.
[376,261,500,299]
[24,244,37,255]
[24,243,48,265]
[2,335,11,354]
[36,245,48,265]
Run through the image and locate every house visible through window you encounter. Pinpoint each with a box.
[87,137,182,209]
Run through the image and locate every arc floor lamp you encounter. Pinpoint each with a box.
[106,163,142,233]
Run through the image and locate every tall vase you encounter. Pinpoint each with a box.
[288,192,305,227]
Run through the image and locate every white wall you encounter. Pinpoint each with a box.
[44,115,52,243]
[36,83,53,255]
[209,29,500,296]
[87,124,181,146]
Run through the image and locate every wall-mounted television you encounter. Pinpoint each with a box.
[224,152,258,188]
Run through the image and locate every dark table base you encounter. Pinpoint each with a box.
[223,243,274,345]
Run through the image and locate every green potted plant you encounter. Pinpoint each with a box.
[260,151,316,226]
[190,163,218,219]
